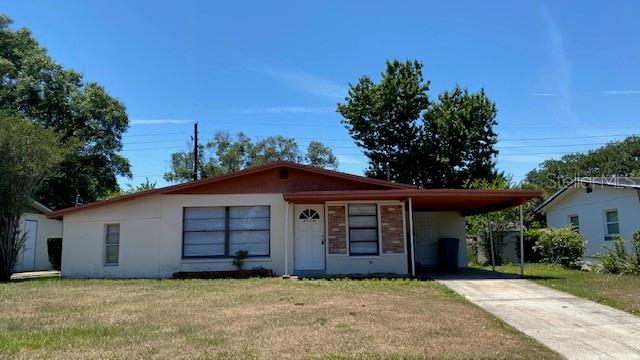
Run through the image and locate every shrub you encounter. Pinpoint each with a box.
[232,250,248,272]
[533,227,585,267]
[599,234,639,274]
[46,237,62,271]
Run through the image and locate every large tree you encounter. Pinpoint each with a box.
[164,131,339,183]
[0,116,68,280]
[525,136,640,195]
[0,15,130,209]
[337,59,499,188]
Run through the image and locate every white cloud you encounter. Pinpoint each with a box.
[336,154,367,166]
[236,106,335,114]
[130,119,193,125]
[257,65,347,100]
[531,92,560,97]
[602,90,640,95]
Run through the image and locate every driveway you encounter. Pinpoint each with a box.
[433,271,640,360]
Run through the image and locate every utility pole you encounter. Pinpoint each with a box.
[192,122,199,181]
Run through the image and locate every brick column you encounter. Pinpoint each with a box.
[381,205,405,254]
[327,205,347,254]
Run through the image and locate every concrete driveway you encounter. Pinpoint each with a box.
[433,272,640,360]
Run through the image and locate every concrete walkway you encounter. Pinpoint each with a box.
[433,272,640,360]
[10,270,60,280]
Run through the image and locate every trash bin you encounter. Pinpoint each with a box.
[437,238,460,271]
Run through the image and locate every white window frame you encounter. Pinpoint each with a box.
[567,214,580,232]
[104,223,120,266]
[604,209,620,240]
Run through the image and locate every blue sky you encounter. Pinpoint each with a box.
[3,1,640,188]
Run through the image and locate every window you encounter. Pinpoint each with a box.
[183,206,270,258]
[348,204,378,256]
[604,210,619,239]
[568,215,580,231]
[104,224,120,265]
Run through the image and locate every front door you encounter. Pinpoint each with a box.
[22,220,38,271]
[294,205,325,271]
[413,212,437,267]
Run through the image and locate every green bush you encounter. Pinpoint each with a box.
[533,227,585,267]
[232,250,248,271]
[46,237,62,271]
[599,233,639,274]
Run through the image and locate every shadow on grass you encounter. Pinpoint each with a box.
[425,267,561,281]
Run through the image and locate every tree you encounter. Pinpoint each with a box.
[104,178,157,199]
[163,131,338,183]
[0,15,130,209]
[337,59,499,188]
[306,141,338,170]
[525,136,640,195]
[0,116,68,280]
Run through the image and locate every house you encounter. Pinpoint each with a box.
[47,161,540,278]
[16,201,63,272]
[536,177,640,260]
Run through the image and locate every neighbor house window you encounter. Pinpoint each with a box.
[604,209,619,239]
[568,215,580,231]
[182,206,270,258]
[104,224,120,265]
[348,204,378,256]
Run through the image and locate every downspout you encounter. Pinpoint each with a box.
[408,197,416,276]
[284,201,289,276]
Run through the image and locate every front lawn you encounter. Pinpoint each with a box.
[0,278,557,359]
[474,263,640,316]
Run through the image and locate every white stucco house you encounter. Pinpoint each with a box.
[48,161,540,278]
[16,201,63,272]
[536,177,640,260]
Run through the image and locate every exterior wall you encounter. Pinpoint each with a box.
[545,186,640,259]
[16,213,63,271]
[324,201,408,275]
[327,205,347,254]
[62,193,291,278]
[413,211,467,268]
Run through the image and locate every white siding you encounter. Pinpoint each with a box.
[16,213,62,272]
[545,186,640,259]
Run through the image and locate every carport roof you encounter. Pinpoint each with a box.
[283,189,542,216]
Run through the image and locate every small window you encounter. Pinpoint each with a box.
[604,210,619,239]
[104,224,120,265]
[568,215,580,231]
[348,204,378,256]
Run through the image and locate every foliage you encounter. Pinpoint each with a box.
[532,227,585,267]
[104,178,157,199]
[337,59,498,187]
[305,141,338,170]
[232,250,248,271]
[525,136,640,196]
[598,233,640,274]
[164,131,338,183]
[46,237,63,271]
[0,15,130,209]
[0,116,67,280]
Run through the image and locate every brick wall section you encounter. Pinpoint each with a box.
[327,205,347,254]
[381,205,405,254]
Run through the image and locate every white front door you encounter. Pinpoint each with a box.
[413,212,437,266]
[22,220,38,271]
[294,204,325,271]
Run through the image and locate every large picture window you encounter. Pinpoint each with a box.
[348,204,378,256]
[183,206,270,258]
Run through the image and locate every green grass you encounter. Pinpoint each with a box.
[0,277,558,359]
[474,263,640,315]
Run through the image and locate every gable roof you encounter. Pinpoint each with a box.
[535,177,640,213]
[47,161,415,219]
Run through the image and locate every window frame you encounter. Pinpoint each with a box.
[568,214,580,232]
[604,209,620,240]
[103,223,120,266]
[182,206,271,259]
[347,203,380,256]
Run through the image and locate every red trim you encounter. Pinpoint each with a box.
[47,161,415,220]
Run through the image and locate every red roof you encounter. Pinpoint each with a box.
[47,161,414,219]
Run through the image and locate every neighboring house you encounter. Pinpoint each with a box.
[536,177,640,260]
[47,161,540,278]
[16,201,63,272]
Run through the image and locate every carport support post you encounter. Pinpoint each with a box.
[284,201,289,276]
[519,204,524,276]
[488,214,496,272]
[408,197,415,277]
